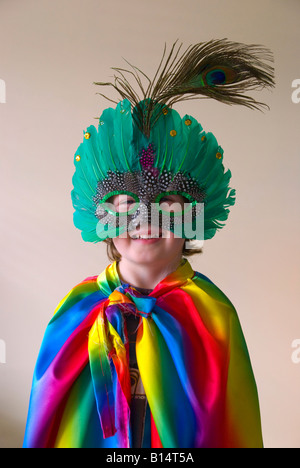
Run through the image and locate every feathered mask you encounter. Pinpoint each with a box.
[71,39,275,243]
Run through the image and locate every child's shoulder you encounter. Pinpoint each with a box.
[52,275,102,320]
[192,270,236,311]
[81,274,99,283]
[192,270,215,285]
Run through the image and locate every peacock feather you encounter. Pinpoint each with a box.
[95,39,275,137]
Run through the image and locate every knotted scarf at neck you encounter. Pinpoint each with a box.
[89,258,196,446]
[23,258,263,448]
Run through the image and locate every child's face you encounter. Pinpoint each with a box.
[111,193,186,265]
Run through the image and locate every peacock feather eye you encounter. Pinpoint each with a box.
[204,66,238,87]
[206,70,226,85]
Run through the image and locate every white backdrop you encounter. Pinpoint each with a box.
[0,0,299,448]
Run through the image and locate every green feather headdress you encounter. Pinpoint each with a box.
[71,39,275,243]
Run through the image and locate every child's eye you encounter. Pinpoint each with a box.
[117,197,138,213]
[120,199,134,205]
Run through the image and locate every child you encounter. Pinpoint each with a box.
[23,40,274,448]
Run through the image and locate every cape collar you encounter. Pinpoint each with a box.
[96,258,195,298]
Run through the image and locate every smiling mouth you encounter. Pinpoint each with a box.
[129,228,164,239]
[130,234,162,239]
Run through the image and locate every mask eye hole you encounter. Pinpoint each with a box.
[155,191,197,216]
[99,191,140,216]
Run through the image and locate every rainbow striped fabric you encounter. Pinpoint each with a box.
[23,259,263,448]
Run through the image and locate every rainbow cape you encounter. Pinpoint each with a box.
[23,258,263,448]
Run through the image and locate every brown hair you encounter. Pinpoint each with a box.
[103,238,203,263]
